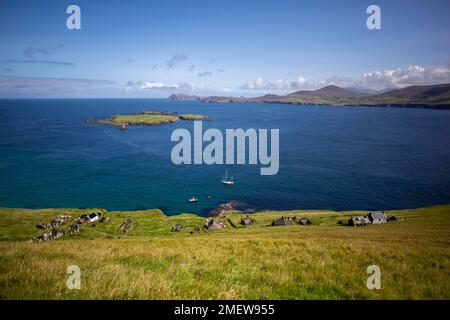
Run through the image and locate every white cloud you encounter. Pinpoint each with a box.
[239,76,326,91]
[360,64,450,89]
[239,64,450,91]
[141,82,180,89]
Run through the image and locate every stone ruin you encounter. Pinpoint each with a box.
[33,224,79,242]
[171,224,184,232]
[271,217,294,226]
[298,217,312,225]
[204,218,227,231]
[348,216,370,226]
[35,215,72,230]
[67,224,80,235]
[118,219,133,233]
[240,215,256,226]
[189,226,200,235]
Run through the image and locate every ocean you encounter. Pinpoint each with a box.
[0,98,449,216]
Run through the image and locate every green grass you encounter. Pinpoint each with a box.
[0,205,449,299]
[106,112,208,126]
[110,114,179,125]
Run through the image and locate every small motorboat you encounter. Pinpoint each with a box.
[119,123,128,130]
[188,196,198,203]
[221,171,235,185]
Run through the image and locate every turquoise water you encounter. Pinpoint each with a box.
[0,99,449,216]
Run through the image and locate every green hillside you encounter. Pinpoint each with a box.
[0,205,449,299]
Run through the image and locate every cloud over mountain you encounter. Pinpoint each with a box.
[239,64,450,92]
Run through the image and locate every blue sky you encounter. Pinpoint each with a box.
[0,0,449,97]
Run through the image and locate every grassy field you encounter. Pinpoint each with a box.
[0,205,449,299]
[109,114,180,125]
[107,112,208,126]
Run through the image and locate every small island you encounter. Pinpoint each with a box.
[87,111,209,128]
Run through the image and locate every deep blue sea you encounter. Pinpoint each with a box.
[0,99,449,216]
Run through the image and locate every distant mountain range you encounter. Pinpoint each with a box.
[168,83,450,109]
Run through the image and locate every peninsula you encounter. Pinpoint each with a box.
[169,83,450,109]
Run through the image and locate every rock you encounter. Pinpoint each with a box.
[171,224,184,232]
[210,201,240,217]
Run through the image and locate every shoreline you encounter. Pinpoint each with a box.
[1,203,448,219]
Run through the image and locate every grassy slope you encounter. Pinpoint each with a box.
[0,205,449,299]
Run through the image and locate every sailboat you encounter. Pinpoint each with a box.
[188,196,198,203]
[221,171,235,185]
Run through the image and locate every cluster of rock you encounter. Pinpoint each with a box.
[271,216,311,226]
[118,219,133,233]
[210,201,240,218]
[33,224,79,242]
[36,215,72,230]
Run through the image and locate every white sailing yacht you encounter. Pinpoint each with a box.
[221,171,235,185]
